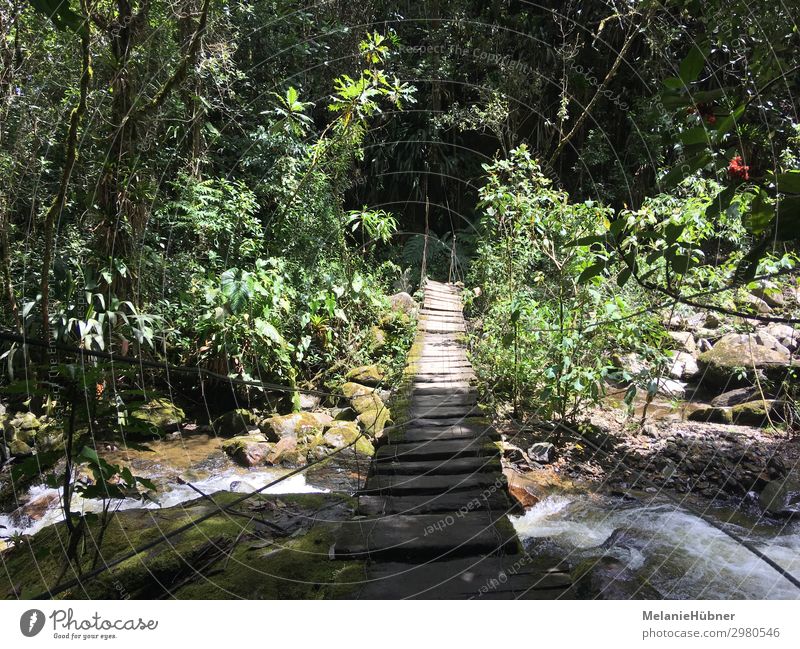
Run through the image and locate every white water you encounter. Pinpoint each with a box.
[511,494,800,599]
[0,469,327,539]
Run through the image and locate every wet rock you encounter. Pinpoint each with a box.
[265,436,303,466]
[528,442,555,464]
[668,331,696,354]
[508,482,539,508]
[710,386,758,408]
[132,398,185,432]
[10,491,59,527]
[221,434,272,467]
[759,478,800,516]
[345,364,385,386]
[573,556,661,599]
[212,409,259,437]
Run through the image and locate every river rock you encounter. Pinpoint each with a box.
[668,331,696,354]
[357,406,391,439]
[10,491,60,527]
[322,421,374,457]
[389,292,418,315]
[345,364,385,386]
[341,382,374,400]
[667,351,699,380]
[740,293,773,314]
[730,400,785,427]
[351,392,385,415]
[765,323,798,352]
[2,411,40,445]
[265,436,304,466]
[212,409,259,437]
[696,332,792,388]
[298,393,321,410]
[132,398,185,432]
[759,478,800,516]
[751,285,785,308]
[710,386,759,408]
[688,406,732,424]
[261,412,330,442]
[221,434,271,467]
[528,442,555,464]
[368,325,387,351]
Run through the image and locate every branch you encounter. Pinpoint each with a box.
[549,10,650,166]
[40,1,92,343]
[130,0,210,123]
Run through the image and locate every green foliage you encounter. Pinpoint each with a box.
[469,146,664,421]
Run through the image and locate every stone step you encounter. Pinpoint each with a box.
[356,557,572,599]
[375,438,499,462]
[372,456,501,476]
[361,472,505,496]
[356,491,512,515]
[333,513,519,561]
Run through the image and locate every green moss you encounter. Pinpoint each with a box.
[132,398,185,431]
[0,493,362,600]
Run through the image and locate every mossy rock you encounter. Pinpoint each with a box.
[357,406,391,439]
[221,433,272,466]
[350,392,384,416]
[345,364,385,386]
[261,412,328,442]
[368,325,387,351]
[2,411,41,444]
[212,409,260,437]
[341,382,374,400]
[131,398,185,431]
[0,493,362,599]
[730,400,785,427]
[697,333,791,388]
[688,406,732,424]
[8,438,33,457]
[323,421,374,457]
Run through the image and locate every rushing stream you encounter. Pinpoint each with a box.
[511,493,800,599]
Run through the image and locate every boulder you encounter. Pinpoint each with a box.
[656,378,687,399]
[668,331,696,354]
[345,364,385,386]
[368,325,387,351]
[322,421,374,457]
[730,400,785,427]
[765,323,798,352]
[710,387,758,408]
[350,392,385,416]
[759,478,800,516]
[357,406,391,439]
[212,409,259,437]
[389,292,418,315]
[528,442,555,464]
[132,398,185,432]
[740,293,772,314]
[667,351,699,380]
[298,393,321,410]
[8,438,32,457]
[265,436,304,466]
[704,313,722,328]
[221,434,271,467]
[696,332,792,388]
[688,406,732,424]
[2,411,40,445]
[612,352,647,377]
[1,412,63,451]
[261,412,329,442]
[341,382,374,400]
[751,285,785,308]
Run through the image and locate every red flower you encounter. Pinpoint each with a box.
[728,155,750,181]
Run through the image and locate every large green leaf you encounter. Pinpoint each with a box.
[679,43,708,84]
